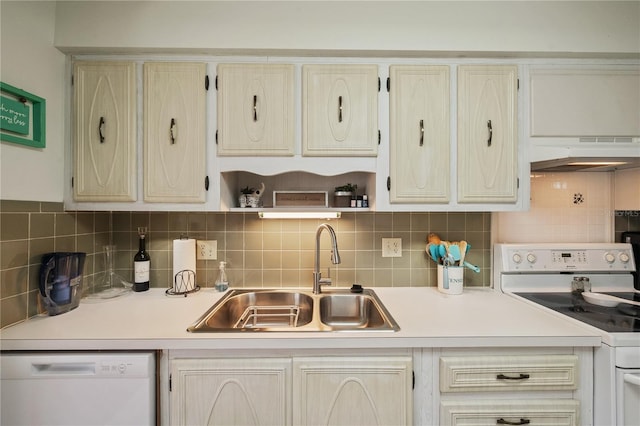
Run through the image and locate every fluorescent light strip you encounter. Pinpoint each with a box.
[258,211,341,220]
[567,161,628,166]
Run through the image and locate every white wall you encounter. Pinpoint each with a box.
[0,1,66,202]
[54,1,640,56]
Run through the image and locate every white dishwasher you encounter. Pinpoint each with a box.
[1,351,155,426]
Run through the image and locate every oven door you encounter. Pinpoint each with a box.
[617,368,640,426]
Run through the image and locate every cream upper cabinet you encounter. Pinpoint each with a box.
[143,62,207,203]
[615,168,640,210]
[170,358,291,425]
[302,64,379,156]
[457,65,518,204]
[217,63,295,156]
[293,356,412,425]
[389,65,450,203]
[530,67,640,137]
[73,61,137,202]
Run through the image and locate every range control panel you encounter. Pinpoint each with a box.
[495,243,636,273]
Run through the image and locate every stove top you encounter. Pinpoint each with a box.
[516,291,639,333]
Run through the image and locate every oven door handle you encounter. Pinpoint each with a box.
[624,373,640,386]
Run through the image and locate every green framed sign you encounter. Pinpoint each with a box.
[1,82,46,148]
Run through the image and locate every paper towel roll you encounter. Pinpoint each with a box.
[173,239,196,292]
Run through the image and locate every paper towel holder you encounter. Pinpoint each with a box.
[166,269,200,297]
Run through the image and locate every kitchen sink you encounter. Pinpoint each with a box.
[187,288,399,332]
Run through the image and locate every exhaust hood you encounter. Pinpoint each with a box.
[530,137,640,172]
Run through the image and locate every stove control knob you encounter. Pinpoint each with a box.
[619,252,631,263]
[526,253,537,264]
[512,253,522,264]
[604,252,616,263]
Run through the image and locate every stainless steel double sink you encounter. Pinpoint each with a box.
[187,288,399,332]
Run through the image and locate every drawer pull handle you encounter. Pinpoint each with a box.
[253,95,258,122]
[419,119,424,146]
[98,116,105,143]
[497,418,530,425]
[170,118,177,144]
[338,96,343,122]
[496,373,530,380]
[487,119,493,146]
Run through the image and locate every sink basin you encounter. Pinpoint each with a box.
[187,290,314,332]
[187,288,399,332]
[319,293,392,330]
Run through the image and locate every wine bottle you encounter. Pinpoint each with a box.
[133,227,150,292]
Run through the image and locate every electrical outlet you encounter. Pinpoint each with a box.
[382,238,402,257]
[196,240,217,260]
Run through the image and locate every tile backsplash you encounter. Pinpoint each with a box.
[1,201,491,328]
[495,172,616,243]
[0,201,109,328]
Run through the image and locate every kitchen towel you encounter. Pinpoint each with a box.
[172,238,196,293]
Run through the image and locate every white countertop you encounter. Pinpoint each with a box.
[0,287,601,351]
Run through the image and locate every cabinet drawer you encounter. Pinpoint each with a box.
[440,400,579,426]
[440,355,578,392]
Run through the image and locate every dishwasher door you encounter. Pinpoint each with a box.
[1,352,155,426]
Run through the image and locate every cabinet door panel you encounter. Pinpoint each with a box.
[530,68,640,137]
[293,356,412,425]
[389,65,450,203]
[458,65,518,203]
[73,61,136,201]
[303,64,378,156]
[170,358,291,426]
[144,62,206,202]
[217,64,295,156]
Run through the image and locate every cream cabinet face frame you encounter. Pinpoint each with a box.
[302,64,379,157]
[73,61,137,202]
[143,62,207,203]
[217,63,295,156]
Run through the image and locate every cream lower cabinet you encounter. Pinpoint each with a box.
[457,65,518,204]
[302,64,379,157]
[437,352,582,426]
[170,355,412,426]
[389,65,450,203]
[143,62,207,203]
[72,61,137,201]
[170,358,291,425]
[293,356,413,425]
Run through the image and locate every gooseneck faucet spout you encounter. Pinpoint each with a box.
[313,223,341,294]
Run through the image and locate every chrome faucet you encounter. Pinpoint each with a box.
[313,223,341,294]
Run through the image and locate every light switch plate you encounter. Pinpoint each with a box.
[382,238,402,257]
[196,240,217,260]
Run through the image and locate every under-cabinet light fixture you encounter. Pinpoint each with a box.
[567,161,628,166]
[258,211,341,220]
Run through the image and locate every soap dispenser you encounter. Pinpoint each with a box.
[215,261,229,292]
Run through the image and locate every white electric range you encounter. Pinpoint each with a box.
[494,243,640,426]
